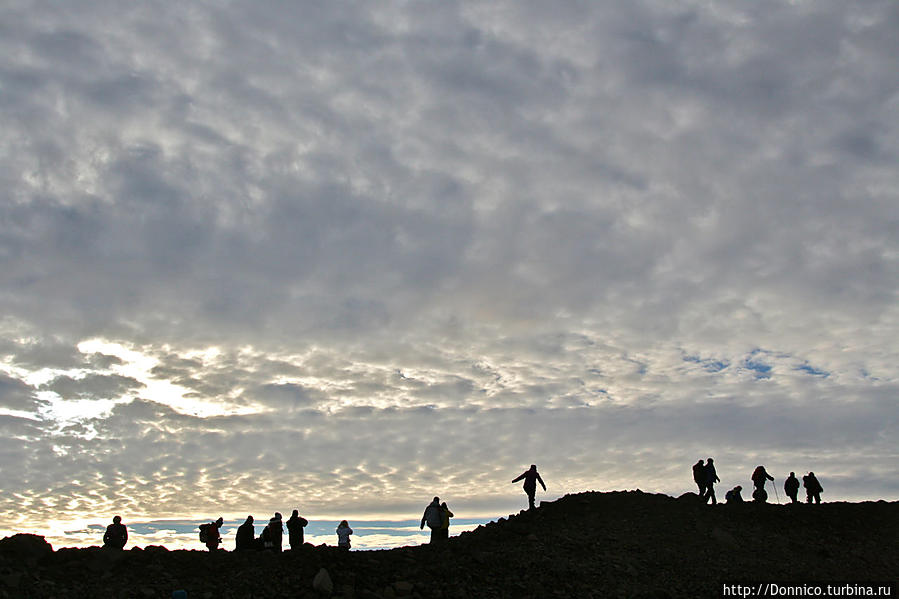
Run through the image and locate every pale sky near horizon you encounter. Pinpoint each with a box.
[1,0,897,544]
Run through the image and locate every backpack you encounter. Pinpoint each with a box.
[425,505,442,529]
[199,523,211,543]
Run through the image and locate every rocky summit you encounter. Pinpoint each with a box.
[1,491,896,598]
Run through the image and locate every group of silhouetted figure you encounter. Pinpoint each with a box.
[692,459,824,505]
[101,465,548,551]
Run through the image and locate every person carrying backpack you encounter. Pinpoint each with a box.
[103,516,128,549]
[286,509,309,550]
[420,497,443,544]
[784,472,800,504]
[803,472,823,504]
[692,460,706,497]
[512,464,547,510]
[200,517,223,551]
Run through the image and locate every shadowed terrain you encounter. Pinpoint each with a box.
[1,491,896,598]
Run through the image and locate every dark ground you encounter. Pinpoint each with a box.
[1,490,896,598]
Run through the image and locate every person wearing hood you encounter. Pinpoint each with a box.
[420,497,443,544]
[265,512,284,552]
[235,516,256,551]
[286,509,309,550]
[751,466,775,494]
[512,465,547,510]
[102,515,128,549]
[336,520,353,550]
[784,472,800,504]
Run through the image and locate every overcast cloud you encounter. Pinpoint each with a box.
[1,0,896,546]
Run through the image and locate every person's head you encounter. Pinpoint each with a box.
[216,517,223,526]
[735,486,742,492]
[433,496,439,503]
[246,515,254,524]
[790,472,795,477]
[339,520,348,528]
[696,459,703,465]
[809,472,814,476]
[530,464,537,470]
[113,515,121,524]
[292,509,299,517]
[707,458,714,463]
[441,502,447,508]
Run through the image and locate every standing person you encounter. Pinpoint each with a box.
[704,458,720,505]
[420,497,443,544]
[336,520,353,550]
[286,509,309,551]
[751,466,775,494]
[692,460,707,497]
[235,516,255,551]
[265,513,284,552]
[201,517,223,551]
[102,515,128,549]
[803,472,823,504]
[438,501,454,543]
[784,473,800,504]
[512,464,547,510]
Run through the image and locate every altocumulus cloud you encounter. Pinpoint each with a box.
[0,0,897,546]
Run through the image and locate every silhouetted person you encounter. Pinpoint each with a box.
[704,458,720,504]
[784,472,800,504]
[286,509,309,550]
[420,497,443,544]
[751,465,774,493]
[752,486,768,503]
[264,512,284,552]
[336,520,353,550]
[438,501,454,543]
[724,486,744,504]
[235,516,255,551]
[512,464,546,510]
[803,472,823,504]
[692,459,707,496]
[202,517,223,551]
[102,515,127,549]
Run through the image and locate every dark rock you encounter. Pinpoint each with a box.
[0,534,53,561]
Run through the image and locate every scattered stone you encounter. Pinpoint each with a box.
[313,567,334,595]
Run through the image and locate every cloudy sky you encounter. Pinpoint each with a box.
[1,0,897,548]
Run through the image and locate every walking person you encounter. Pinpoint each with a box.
[420,497,443,544]
[286,509,309,551]
[102,516,128,550]
[803,472,823,504]
[336,520,353,550]
[200,517,224,551]
[751,466,775,494]
[512,464,547,510]
[704,458,720,504]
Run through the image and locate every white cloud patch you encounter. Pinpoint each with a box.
[0,0,896,546]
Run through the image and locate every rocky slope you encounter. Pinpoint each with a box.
[1,491,896,598]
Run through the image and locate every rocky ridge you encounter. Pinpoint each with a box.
[1,491,896,598]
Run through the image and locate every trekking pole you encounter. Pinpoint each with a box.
[770,479,780,503]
